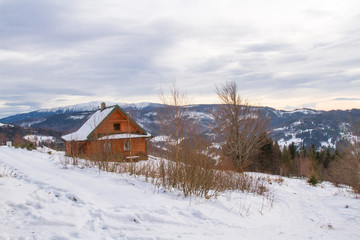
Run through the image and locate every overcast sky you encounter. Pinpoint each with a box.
[1,0,360,118]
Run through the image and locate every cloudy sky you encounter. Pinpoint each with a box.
[1,0,360,118]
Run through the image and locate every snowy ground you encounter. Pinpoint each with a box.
[0,146,359,240]
[23,135,56,145]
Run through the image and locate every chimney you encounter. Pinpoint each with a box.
[101,102,106,111]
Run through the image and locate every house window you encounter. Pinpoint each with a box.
[104,142,111,152]
[124,141,131,151]
[113,123,120,131]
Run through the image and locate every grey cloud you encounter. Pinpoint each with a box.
[0,85,95,119]
[4,101,41,109]
[189,56,236,73]
[238,72,275,85]
[0,0,66,47]
[334,98,360,101]
[0,85,93,96]
[273,71,355,89]
[332,57,360,68]
[0,17,176,99]
[303,9,331,18]
[0,102,42,118]
[278,54,309,63]
[0,107,30,119]
[311,42,334,50]
[0,85,93,118]
[230,69,252,76]
[0,0,57,32]
[1,0,360,117]
[0,1,252,104]
[301,102,317,109]
[244,42,291,53]
[283,105,296,110]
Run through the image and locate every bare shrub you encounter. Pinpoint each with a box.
[328,140,360,193]
[110,157,270,199]
[293,155,311,177]
[156,83,220,197]
[65,143,271,199]
[271,176,284,185]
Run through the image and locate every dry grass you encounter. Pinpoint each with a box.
[88,156,270,199]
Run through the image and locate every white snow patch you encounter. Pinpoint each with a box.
[272,126,288,132]
[321,138,336,149]
[0,147,359,239]
[150,135,170,142]
[0,123,14,127]
[276,108,322,116]
[187,111,214,120]
[144,111,157,117]
[24,135,56,144]
[68,115,86,120]
[292,120,302,126]
[339,122,351,132]
[340,132,360,144]
[20,119,46,127]
[278,135,303,148]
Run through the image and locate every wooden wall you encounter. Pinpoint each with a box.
[92,109,140,138]
[66,138,148,160]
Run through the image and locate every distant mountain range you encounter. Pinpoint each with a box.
[1,102,359,150]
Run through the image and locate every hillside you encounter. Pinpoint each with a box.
[0,146,359,239]
[1,102,360,149]
[0,122,63,147]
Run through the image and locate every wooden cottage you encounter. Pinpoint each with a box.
[62,103,152,160]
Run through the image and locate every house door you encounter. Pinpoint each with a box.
[104,142,111,152]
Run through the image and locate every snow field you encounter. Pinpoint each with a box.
[0,146,359,239]
[23,135,55,145]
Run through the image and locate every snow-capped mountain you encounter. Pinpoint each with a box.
[1,102,359,149]
[39,101,163,114]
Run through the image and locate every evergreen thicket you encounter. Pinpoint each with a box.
[249,137,340,180]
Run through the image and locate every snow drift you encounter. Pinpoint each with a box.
[0,146,359,239]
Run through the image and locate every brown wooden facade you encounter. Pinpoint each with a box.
[63,105,151,161]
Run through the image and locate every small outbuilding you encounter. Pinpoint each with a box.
[62,103,152,161]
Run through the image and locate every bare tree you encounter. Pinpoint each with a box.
[328,122,360,193]
[158,83,189,162]
[214,81,270,171]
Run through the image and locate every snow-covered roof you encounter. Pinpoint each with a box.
[98,133,152,140]
[62,106,115,141]
[61,105,152,141]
